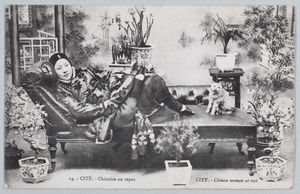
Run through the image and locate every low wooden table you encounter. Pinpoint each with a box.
[150,105,257,175]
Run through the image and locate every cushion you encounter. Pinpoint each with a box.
[21,61,57,86]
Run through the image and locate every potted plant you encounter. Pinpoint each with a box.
[5,83,26,169]
[5,83,49,184]
[243,6,294,92]
[243,6,289,67]
[115,5,154,65]
[246,85,294,157]
[255,148,288,182]
[202,14,247,72]
[155,117,201,186]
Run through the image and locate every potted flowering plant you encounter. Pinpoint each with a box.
[202,14,247,72]
[246,85,294,156]
[255,147,288,182]
[115,5,154,65]
[5,83,49,184]
[155,117,201,186]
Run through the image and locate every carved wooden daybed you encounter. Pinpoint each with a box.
[20,61,257,174]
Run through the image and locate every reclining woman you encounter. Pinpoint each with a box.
[49,53,194,152]
[49,53,146,141]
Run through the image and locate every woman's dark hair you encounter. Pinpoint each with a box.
[49,53,72,67]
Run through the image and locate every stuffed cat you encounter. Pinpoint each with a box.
[205,82,232,115]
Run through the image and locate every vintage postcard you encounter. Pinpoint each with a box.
[4,4,295,189]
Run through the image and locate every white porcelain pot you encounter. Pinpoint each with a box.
[130,45,153,65]
[255,156,287,182]
[18,157,50,184]
[215,53,237,72]
[165,160,192,186]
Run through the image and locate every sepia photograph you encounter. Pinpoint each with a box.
[3,3,296,190]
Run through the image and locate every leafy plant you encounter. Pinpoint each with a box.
[116,6,154,47]
[267,49,294,91]
[202,14,247,54]
[243,6,294,91]
[65,8,102,68]
[5,83,47,162]
[5,50,11,74]
[155,117,201,166]
[213,15,247,54]
[36,5,54,34]
[243,6,289,56]
[246,84,294,142]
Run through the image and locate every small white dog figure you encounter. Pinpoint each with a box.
[205,82,232,115]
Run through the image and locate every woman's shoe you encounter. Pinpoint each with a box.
[180,107,195,116]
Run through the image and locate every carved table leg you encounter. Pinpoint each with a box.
[247,146,256,176]
[48,136,57,173]
[236,143,245,155]
[60,142,68,154]
[208,143,215,154]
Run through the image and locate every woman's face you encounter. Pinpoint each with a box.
[54,59,73,81]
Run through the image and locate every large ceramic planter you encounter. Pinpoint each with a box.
[255,156,287,182]
[18,157,50,184]
[130,45,153,65]
[165,160,192,186]
[215,53,237,72]
[256,137,282,157]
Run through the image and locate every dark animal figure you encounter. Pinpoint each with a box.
[112,44,125,64]
[112,37,132,64]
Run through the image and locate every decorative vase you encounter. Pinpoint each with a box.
[215,53,237,72]
[18,157,50,184]
[255,155,287,182]
[130,45,153,65]
[256,137,282,157]
[165,160,192,186]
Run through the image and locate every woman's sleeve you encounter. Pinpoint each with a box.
[56,85,105,120]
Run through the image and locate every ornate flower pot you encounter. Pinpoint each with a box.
[256,137,282,157]
[130,45,153,65]
[215,53,237,72]
[255,156,287,182]
[165,160,192,186]
[18,157,50,184]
